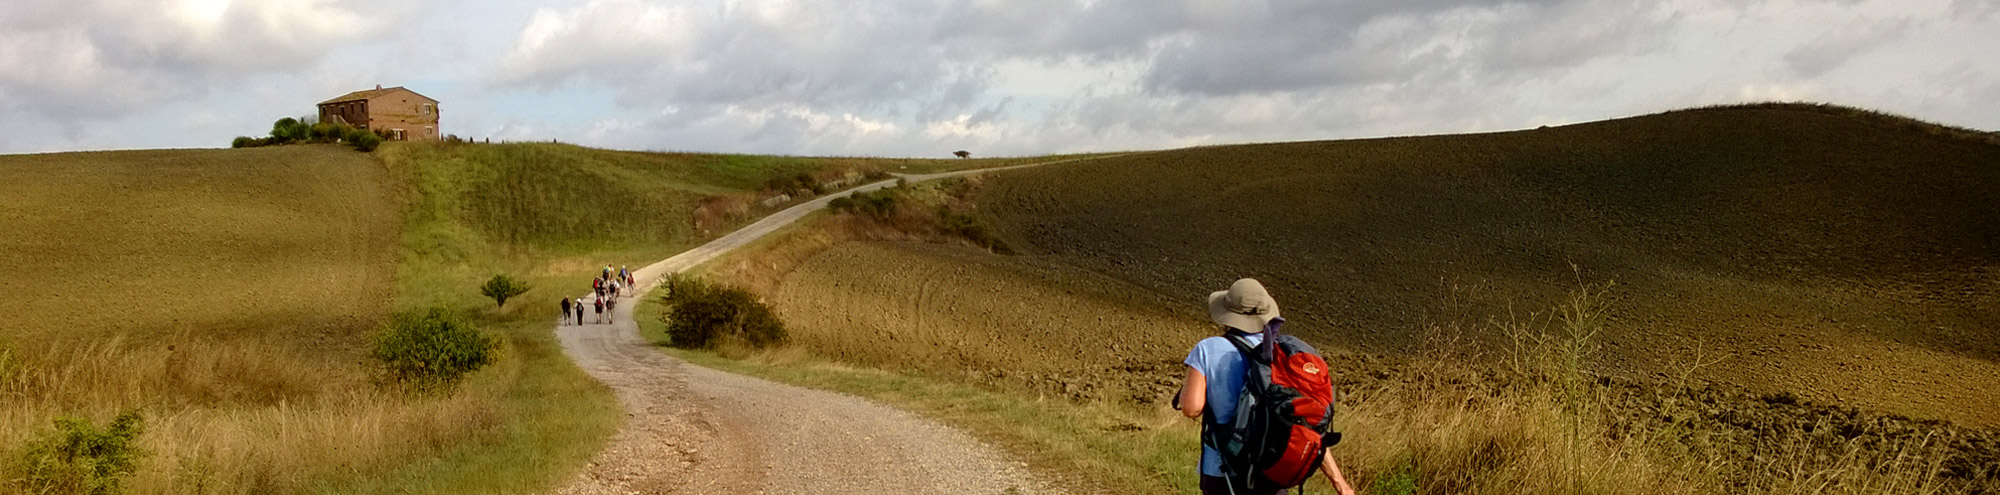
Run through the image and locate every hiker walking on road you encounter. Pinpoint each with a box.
[561,297,572,325]
[605,295,617,323]
[610,279,622,299]
[1175,278,1355,495]
[574,297,584,325]
[593,296,605,324]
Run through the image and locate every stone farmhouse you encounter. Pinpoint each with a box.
[317,85,440,141]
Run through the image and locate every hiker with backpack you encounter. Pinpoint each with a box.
[573,297,584,325]
[560,297,572,325]
[593,296,605,324]
[1176,278,1355,495]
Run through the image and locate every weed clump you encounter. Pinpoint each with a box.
[10,411,145,495]
[372,308,499,390]
[659,274,785,349]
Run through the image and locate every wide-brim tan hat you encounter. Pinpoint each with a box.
[1208,278,1280,333]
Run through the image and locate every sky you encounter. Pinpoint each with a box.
[1,0,1995,157]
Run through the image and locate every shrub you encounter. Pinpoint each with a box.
[347,128,384,152]
[828,189,899,220]
[479,274,531,308]
[372,308,498,389]
[13,411,144,495]
[231,136,258,148]
[941,211,1011,254]
[663,276,784,349]
[308,122,347,142]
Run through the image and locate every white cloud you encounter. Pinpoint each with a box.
[0,0,390,121]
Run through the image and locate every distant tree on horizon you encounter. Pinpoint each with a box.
[953,150,970,159]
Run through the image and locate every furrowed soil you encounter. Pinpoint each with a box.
[750,105,2000,492]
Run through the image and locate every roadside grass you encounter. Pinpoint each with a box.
[652,261,1962,494]
[635,279,1708,495]
[635,292,1197,493]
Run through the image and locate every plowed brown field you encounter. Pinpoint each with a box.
[969,105,2000,426]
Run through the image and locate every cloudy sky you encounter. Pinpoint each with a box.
[1,0,1994,157]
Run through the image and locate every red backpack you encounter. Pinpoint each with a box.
[1204,324,1339,493]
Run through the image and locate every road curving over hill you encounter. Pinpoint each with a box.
[553,156,1120,494]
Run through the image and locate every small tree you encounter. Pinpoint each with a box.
[270,117,310,143]
[480,274,531,308]
[953,150,970,159]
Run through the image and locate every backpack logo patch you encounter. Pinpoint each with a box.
[1303,362,1320,375]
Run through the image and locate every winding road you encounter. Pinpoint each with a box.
[553,157,1115,494]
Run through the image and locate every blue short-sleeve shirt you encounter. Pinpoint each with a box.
[1184,332,1264,477]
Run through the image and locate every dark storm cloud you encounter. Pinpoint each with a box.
[1138,0,1673,96]
[497,0,1678,131]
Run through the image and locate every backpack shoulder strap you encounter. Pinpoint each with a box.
[1222,331,1262,363]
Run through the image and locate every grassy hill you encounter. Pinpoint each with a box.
[689,104,1999,494]
[0,141,1033,493]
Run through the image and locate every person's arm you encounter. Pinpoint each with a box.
[1320,449,1357,495]
[1177,365,1207,419]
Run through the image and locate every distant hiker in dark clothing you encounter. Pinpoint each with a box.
[561,297,572,324]
[593,297,605,324]
[574,298,584,325]
[604,295,617,323]
[1176,278,1355,495]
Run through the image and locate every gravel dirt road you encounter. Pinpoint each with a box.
[553,157,1116,494]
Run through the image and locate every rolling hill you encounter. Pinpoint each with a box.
[972,104,2000,425]
[735,104,2000,492]
[0,141,1030,493]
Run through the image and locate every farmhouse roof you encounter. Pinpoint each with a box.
[318,86,438,105]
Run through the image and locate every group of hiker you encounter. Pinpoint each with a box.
[559,265,635,326]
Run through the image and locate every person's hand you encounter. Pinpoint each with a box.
[1321,449,1357,495]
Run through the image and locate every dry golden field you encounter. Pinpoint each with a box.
[0,145,428,492]
[0,140,1096,493]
